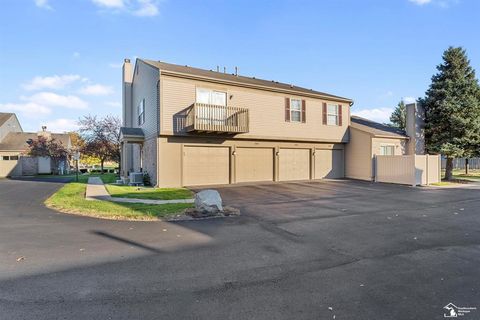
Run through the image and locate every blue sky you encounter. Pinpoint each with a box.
[1,0,479,132]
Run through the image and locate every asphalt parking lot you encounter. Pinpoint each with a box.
[0,178,479,319]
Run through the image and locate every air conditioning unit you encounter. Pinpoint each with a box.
[129,172,144,185]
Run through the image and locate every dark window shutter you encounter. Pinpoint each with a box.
[338,104,342,126]
[301,100,306,123]
[322,102,327,125]
[285,98,290,122]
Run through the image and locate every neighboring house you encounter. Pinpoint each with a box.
[0,113,71,177]
[120,58,420,187]
[345,116,409,181]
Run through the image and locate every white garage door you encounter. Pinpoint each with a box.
[235,147,274,183]
[315,149,344,179]
[279,148,311,181]
[183,146,230,186]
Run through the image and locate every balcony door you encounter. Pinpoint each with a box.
[196,88,227,125]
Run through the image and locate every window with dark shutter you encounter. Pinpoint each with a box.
[301,100,306,123]
[285,97,290,122]
[322,103,327,125]
[338,105,343,126]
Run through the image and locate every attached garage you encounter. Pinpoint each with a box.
[235,147,274,183]
[279,148,311,181]
[183,146,230,186]
[315,149,344,179]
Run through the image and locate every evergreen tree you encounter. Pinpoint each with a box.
[419,47,480,180]
[390,100,407,130]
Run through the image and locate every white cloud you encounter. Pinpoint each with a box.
[79,84,114,96]
[21,92,89,110]
[23,74,82,91]
[34,0,52,9]
[91,0,160,16]
[43,118,80,133]
[403,96,417,104]
[134,0,159,16]
[409,0,432,5]
[72,52,81,59]
[352,107,394,124]
[0,102,51,117]
[105,101,121,107]
[408,0,458,7]
[92,0,124,8]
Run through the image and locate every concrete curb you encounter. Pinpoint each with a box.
[85,177,194,205]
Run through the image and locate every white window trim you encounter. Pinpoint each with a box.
[326,103,339,126]
[290,98,302,123]
[138,99,145,126]
[379,144,396,156]
[195,87,227,106]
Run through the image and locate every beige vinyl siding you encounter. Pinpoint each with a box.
[345,127,372,180]
[182,146,230,186]
[235,147,274,183]
[371,138,406,157]
[131,60,160,138]
[160,75,349,143]
[315,149,344,179]
[278,148,311,181]
[0,152,22,177]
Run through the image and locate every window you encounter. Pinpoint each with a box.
[137,99,145,125]
[196,88,227,106]
[196,88,227,125]
[380,145,395,156]
[327,104,339,125]
[1,155,18,160]
[290,99,302,122]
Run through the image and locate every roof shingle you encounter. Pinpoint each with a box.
[0,132,71,151]
[141,59,353,103]
[350,115,408,139]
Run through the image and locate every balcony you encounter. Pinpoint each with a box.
[185,103,249,134]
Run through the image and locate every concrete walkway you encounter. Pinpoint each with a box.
[85,177,194,204]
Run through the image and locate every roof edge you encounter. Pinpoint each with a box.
[140,59,353,104]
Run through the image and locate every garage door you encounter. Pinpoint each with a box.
[183,146,230,186]
[235,147,274,183]
[279,148,311,181]
[315,149,344,179]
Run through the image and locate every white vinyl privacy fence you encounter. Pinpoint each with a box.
[375,155,441,186]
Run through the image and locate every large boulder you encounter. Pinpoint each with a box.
[195,190,223,215]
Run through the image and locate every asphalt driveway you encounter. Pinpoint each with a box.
[1,178,479,319]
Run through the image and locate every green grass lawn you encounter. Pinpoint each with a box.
[441,169,480,182]
[45,174,192,220]
[105,184,193,200]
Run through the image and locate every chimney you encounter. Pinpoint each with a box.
[235,66,238,76]
[406,102,425,155]
[122,58,133,127]
[37,126,51,139]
